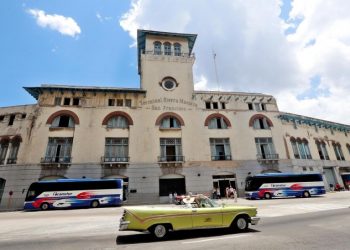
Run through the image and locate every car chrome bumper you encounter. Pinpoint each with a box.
[119,221,130,231]
[250,217,260,225]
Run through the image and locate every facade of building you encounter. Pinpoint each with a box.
[1,30,350,209]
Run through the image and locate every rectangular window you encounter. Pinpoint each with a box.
[0,115,4,122]
[205,102,211,109]
[221,102,226,109]
[248,103,253,110]
[212,102,218,109]
[333,144,345,161]
[63,98,71,105]
[21,113,27,119]
[72,98,80,106]
[104,138,129,162]
[8,115,15,126]
[255,137,277,159]
[210,138,231,160]
[125,99,132,107]
[54,97,62,106]
[117,99,123,106]
[261,103,266,111]
[254,103,261,111]
[43,137,73,163]
[108,99,115,106]
[159,138,183,162]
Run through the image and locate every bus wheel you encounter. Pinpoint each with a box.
[40,202,49,211]
[264,192,272,199]
[302,191,310,198]
[91,200,100,208]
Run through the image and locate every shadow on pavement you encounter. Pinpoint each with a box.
[116,228,259,245]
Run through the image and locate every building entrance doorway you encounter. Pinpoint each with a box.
[159,174,186,196]
[212,174,236,198]
[324,167,337,190]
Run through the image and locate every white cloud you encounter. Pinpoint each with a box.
[120,0,350,124]
[28,9,81,38]
[96,12,113,23]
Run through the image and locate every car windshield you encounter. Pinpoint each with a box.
[184,196,219,208]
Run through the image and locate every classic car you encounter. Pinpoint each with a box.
[119,195,260,239]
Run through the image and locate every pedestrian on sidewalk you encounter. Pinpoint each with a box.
[233,188,238,203]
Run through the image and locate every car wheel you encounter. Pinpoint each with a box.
[264,192,272,199]
[302,191,310,198]
[40,202,49,211]
[232,216,249,232]
[152,224,168,239]
[91,200,100,208]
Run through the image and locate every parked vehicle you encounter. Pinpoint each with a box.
[119,195,259,239]
[24,178,123,210]
[245,173,325,199]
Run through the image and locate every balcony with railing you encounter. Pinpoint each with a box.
[6,158,17,164]
[101,156,130,163]
[41,156,72,165]
[158,155,185,163]
[211,155,232,161]
[257,154,279,162]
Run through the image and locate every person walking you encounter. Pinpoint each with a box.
[216,187,221,199]
[233,188,238,203]
[229,186,234,198]
[169,192,173,204]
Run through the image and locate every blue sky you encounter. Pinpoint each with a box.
[0,0,139,107]
[1,0,350,124]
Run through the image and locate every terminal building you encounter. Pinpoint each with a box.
[1,30,350,209]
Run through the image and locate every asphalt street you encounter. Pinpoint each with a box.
[0,192,349,250]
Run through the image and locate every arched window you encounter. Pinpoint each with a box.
[46,110,80,128]
[174,43,181,56]
[154,41,162,55]
[160,117,181,129]
[204,114,231,129]
[315,140,329,160]
[293,138,311,159]
[0,138,9,165]
[155,112,185,128]
[107,116,128,128]
[249,114,273,129]
[51,115,75,128]
[253,117,270,129]
[332,142,345,161]
[208,117,228,129]
[164,42,172,55]
[8,136,22,164]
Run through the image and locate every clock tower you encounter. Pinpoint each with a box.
[137,30,197,100]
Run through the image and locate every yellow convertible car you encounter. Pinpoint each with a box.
[119,195,260,239]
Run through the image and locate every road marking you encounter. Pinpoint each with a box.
[182,234,249,244]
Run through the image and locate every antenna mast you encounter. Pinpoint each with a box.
[212,50,220,91]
